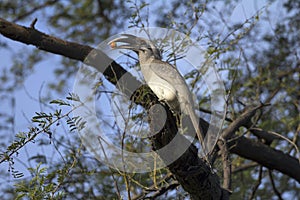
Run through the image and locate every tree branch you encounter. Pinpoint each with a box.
[229,136,300,183]
[218,139,232,199]
[268,170,283,200]
[12,0,59,23]
[221,104,267,140]
[249,166,263,199]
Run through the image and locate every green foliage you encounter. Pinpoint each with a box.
[14,163,65,200]
[0,94,85,167]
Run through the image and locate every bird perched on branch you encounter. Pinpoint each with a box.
[109,34,205,150]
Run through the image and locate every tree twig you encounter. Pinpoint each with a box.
[248,166,263,200]
[12,0,59,23]
[268,170,283,200]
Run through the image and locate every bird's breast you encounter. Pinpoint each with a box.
[141,65,177,102]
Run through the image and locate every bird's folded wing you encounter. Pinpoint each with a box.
[148,60,193,99]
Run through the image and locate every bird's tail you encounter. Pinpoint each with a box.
[183,105,207,155]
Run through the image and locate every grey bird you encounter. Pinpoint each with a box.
[109,34,205,149]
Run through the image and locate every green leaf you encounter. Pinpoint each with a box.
[50,99,70,106]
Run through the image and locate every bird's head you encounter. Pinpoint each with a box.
[109,34,162,60]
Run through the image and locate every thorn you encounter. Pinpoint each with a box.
[30,18,38,29]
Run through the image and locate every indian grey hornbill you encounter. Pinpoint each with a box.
[109,34,205,149]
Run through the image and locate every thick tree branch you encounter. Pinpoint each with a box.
[229,136,300,183]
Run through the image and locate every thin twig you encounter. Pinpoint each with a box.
[97,137,122,199]
[248,166,263,200]
[268,170,283,200]
[113,101,132,200]
[232,162,258,173]
[13,0,59,23]
[30,18,38,29]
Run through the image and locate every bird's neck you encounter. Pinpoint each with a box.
[138,52,155,64]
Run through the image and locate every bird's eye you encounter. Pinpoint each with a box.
[141,41,147,46]
[140,45,149,52]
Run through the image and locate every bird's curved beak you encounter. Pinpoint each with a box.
[108,34,140,52]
